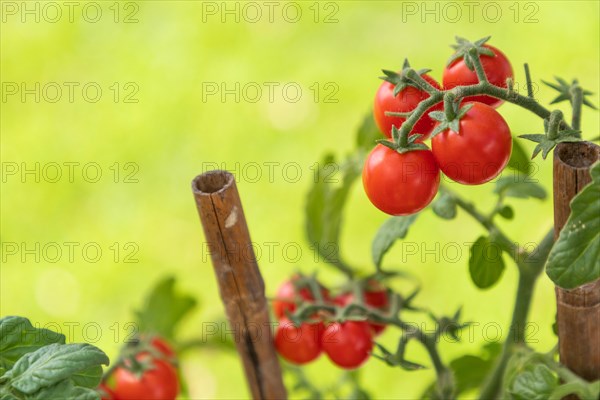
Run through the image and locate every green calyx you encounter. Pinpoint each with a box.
[429,95,473,138]
[519,110,581,159]
[377,126,428,154]
[447,35,495,70]
[543,77,597,109]
[380,58,433,96]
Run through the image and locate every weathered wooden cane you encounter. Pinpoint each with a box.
[192,170,287,400]
[552,142,600,387]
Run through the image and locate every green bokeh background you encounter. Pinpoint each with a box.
[1,1,599,398]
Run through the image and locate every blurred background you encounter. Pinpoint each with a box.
[1,1,599,398]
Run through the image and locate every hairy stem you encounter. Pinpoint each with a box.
[469,48,489,83]
[571,84,583,134]
[524,63,534,99]
[398,81,572,138]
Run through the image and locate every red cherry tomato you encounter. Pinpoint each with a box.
[112,354,179,400]
[149,337,175,359]
[275,318,323,365]
[334,281,389,336]
[363,144,440,215]
[272,276,330,320]
[443,45,513,107]
[322,321,373,369]
[374,74,443,139]
[432,102,512,185]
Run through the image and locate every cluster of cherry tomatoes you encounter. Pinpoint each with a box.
[364,42,514,216]
[272,276,390,369]
[98,336,179,400]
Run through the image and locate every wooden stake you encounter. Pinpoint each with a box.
[553,141,600,382]
[192,170,287,400]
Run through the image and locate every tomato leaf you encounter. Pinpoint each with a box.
[26,379,100,400]
[421,343,501,398]
[134,276,197,341]
[469,236,505,289]
[306,113,373,277]
[356,113,382,151]
[372,215,418,268]
[507,364,558,400]
[432,191,457,220]
[70,365,104,389]
[4,343,108,394]
[546,162,600,289]
[0,316,65,376]
[494,176,547,200]
[507,138,531,175]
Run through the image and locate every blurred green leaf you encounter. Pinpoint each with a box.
[547,162,600,289]
[508,138,531,175]
[421,343,501,399]
[356,112,382,151]
[498,205,515,220]
[469,236,505,289]
[306,113,375,276]
[4,343,108,394]
[0,316,66,376]
[432,192,457,220]
[372,215,418,269]
[494,176,547,200]
[507,364,558,400]
[134,276,197,341]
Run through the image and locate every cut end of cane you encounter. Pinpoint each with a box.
[193,170,234,195]
[555,141,600,169]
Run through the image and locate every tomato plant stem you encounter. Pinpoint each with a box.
[478,230,554,400]
[398,69,572,139]
[468,48,489,83]
[523,64,534,99]
[571,84,583,133]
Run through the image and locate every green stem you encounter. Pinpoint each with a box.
[469,48,489,83]
[547,110,563,140]
[524,63,534,99]
[398,81,572,141]
[478,230,554,400]
[478,272,536,400]
[443,92,457,120]
[444,187,521,260]
[421,334,455,399]
[571,84,583,134]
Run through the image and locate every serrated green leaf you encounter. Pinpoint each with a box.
[372,215,418,268]
[134,276,197,340]
[508,138,531,175]
[494,177,547,200]
[0,317,65,376]
[508,364,558,400]
[6,343,108,394]
[432,192,457,220]
[469,236,505,289]
[547,162,600,289]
